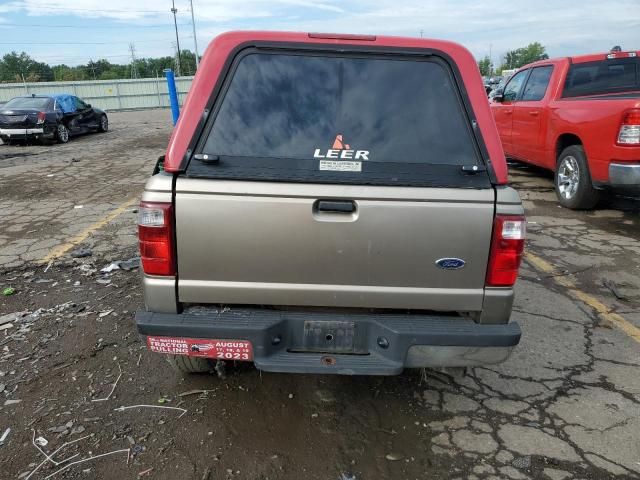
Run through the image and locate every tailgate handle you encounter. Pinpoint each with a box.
[316,200,356,213]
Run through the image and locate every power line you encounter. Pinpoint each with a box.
[0,39,176,45]
[0,22,192,29]
[30,53,134,60]
[12,5,168,14]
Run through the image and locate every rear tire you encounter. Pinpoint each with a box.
[166,355,213,374]
[56,123,69,144]
[555,145,600,209]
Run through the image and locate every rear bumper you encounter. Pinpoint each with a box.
[608,162,640,193]
[0,127,53,142]
[0,127,44,136]
[136,309,521,375]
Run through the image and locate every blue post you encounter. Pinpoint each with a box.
[164,68,180,125]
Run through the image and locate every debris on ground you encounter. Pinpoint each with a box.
[177,389,213,397]
[2,287,15,296]
[0,311,28,326]
[77,264,97,276]
[385,453,404,461]
[118,257,140,271]
[603,279,627,300]
[70,248,92,258]
[92,364,123,402]
[4,399,22,406]
[42,447,130,479]
[101,263,120,273]
[512,456,532,469]
[0,428,10,445]
[48,422,73,434]
[100,257,140,273]
[27,432,92,478]
[138,467,154,477]
[35,437,48,447]
[114,404,188,418]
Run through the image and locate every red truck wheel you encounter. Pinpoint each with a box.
[555,145,600,209]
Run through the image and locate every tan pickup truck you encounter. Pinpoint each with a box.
[135,31,525,376]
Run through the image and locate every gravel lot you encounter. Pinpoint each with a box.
[1,110,639,480]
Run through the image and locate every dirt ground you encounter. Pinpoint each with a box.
[1,110,639,480]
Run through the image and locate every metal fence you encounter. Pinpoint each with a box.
[0,76,194,111]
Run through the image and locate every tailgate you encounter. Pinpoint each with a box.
[174,47,496,311]
[176,179,494,311]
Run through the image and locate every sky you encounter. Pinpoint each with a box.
[0,0,638,67]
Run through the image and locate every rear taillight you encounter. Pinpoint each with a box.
[37,112,46,124]
[138,202,175,276]
[486,215,526,287]
[617,109,640,145]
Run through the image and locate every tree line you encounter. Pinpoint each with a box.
[0,50,199,83]
[478,42,549,76]
[0,42,549,83]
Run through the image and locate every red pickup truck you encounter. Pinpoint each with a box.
[491,50,640,209]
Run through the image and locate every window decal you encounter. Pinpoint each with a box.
[314,134,369,171]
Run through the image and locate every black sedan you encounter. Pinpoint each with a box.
[0,94,108,144]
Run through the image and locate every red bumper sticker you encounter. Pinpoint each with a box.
[147,336,253,361]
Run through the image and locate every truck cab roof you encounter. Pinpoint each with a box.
[519,50,639,70]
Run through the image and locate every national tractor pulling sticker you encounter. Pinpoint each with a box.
[147,336,253,361]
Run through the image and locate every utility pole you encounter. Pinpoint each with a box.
[129,43,139,79]
[420,29,424,38]
[189,0,199,70]
[489,43,493,76]
[171,0,182,77]
[89,58,97,80]
[172,42,181,77]
[21,73,28,94]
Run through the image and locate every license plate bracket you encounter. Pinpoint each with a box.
[302,320,356,353]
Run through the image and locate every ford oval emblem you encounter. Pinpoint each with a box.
[436,258,466,270]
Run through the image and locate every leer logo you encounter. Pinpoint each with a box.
[314,134,370,161]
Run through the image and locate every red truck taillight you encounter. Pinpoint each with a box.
[138,202,175,276]
[617,109,640,145]
[486,215,526,287]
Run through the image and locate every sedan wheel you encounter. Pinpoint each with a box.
[56,124,69,144]
[98,115,109,132]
